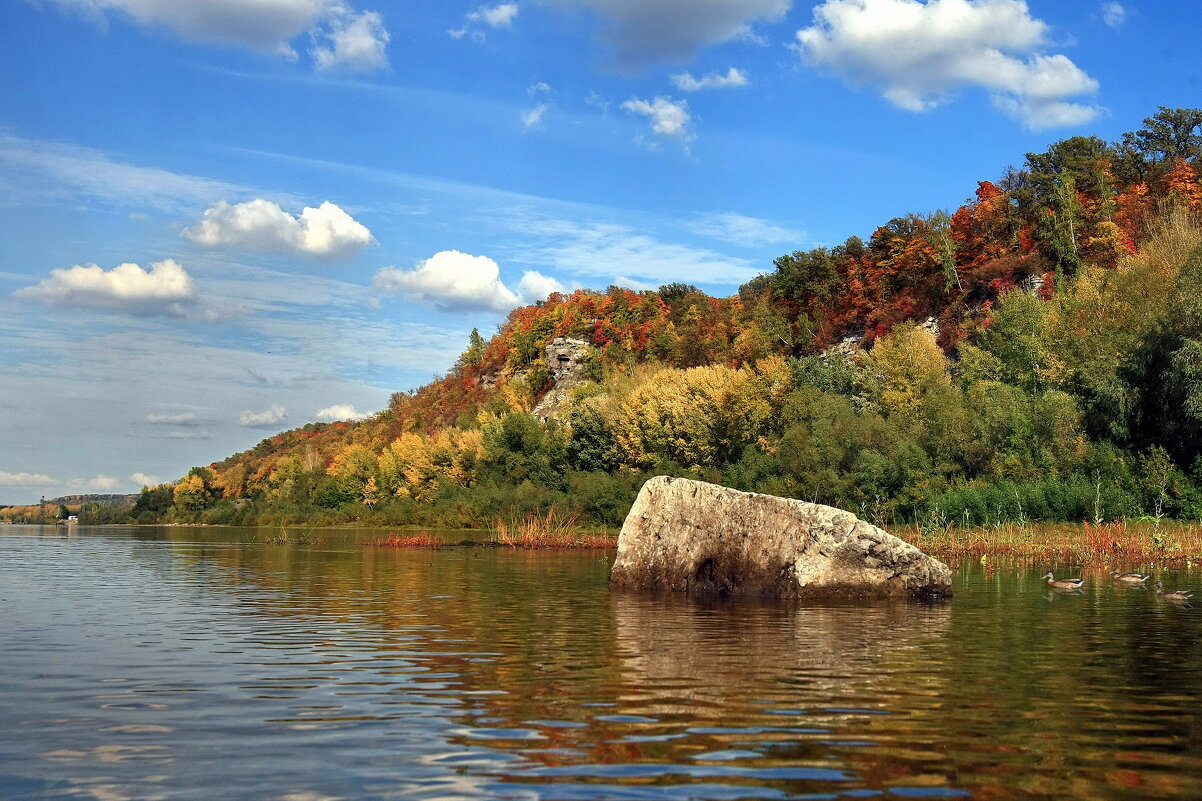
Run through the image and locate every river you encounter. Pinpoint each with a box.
[1,524,1200,800]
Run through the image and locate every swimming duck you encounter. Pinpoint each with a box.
[1153,581,1193,602]
[1109,570,1150,584]
[1042,571,1084,590]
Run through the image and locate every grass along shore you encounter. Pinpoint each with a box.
[901,519,1202,565]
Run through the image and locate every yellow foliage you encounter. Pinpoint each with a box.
[380,427,484,501]
[866,324,951,420]
[607,363,773,469]
[172,473,208,511]
[1043,211,1202,386]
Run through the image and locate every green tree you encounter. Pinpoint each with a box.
[456,328,487,369]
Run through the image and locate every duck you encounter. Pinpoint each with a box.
[1153,581,1194,602]
[1109,570,1150,584]
[1042,571,1085,590]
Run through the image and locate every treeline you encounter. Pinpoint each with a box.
[110,107,1202,530]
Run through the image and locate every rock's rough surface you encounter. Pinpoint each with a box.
[533,337,592,420]
[610,476,952,599]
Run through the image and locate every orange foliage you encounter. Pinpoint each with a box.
[1165,158,1202,211]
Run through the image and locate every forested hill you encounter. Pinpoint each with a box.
[122,107,1202,529]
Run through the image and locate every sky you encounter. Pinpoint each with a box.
[1,0,1200,504]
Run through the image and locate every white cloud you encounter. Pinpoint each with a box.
[239,404,288,428]
[44,0,390,71]
[518,271,566,303]
[686,212,803,246]
[468,3,520,28]
[14,259,196,316]
[796,0,1100,129]
[314,403,370,422]
[372,250,521,312]
[67,475,120,491]
[671,67,749,91]
[622,96,694,144]
[0,133,246,213]
[0,471,56,486]
[1100,2,1126,30]
[528,81,554,95]
[310,9,390,72]
[130,472,160,487]
[183,199,374,259]
[544,0,790,67]
[613,276,658,292]
[509,218,761,285]
[522,103,551,129]
[164,430,215,440]
[146,412,203,426]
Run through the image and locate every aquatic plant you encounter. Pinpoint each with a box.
[491,506,616,549]
[901,519,1202,564]
[365,532,445,548]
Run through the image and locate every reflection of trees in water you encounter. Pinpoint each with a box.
[124,531,1202,800]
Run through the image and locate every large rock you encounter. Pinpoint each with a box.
[610,476,952,599]
[533,337,593,421]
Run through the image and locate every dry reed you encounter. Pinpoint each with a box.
[366,532,446,548]
[491,506,617,549]
[900,520,1202,564]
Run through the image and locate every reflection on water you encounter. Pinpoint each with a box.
[1,524,1201,800]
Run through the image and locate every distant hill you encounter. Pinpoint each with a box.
[133,107,1202,529]
[46,494,138,507]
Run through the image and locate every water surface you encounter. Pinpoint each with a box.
[2,524,1200,800]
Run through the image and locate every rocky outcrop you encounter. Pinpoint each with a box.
[532,337,592,420]
[610,476,952,599]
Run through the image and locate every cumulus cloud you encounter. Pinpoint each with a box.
[239,404,288,428]
[518,271,566,303]
[310,8,390,72]
[14,259,196,316]
[0,471,56,486]
[373,250,521,312]
[622,96,694,146]
[796,0,1100,129]
[45,0,390,71]
[68,475,120,491]
[183,199,374,259]
[468,3,520,28]
[613,276,658,292]
[1100,2,1126,30]
[130,472,160,487]
[671,67,749,91]
[314,403,370,422]
[545,0,790,67]
[453,3,518,40]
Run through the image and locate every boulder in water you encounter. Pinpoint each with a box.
[609,476,951,599]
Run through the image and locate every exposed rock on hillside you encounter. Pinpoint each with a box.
[610,476,952,599]
[533,337,592,420]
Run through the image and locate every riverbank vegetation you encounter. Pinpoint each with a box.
[906,519,1202,565]
[97,108,1202,534]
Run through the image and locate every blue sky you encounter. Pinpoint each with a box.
[1,0,1199,503]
